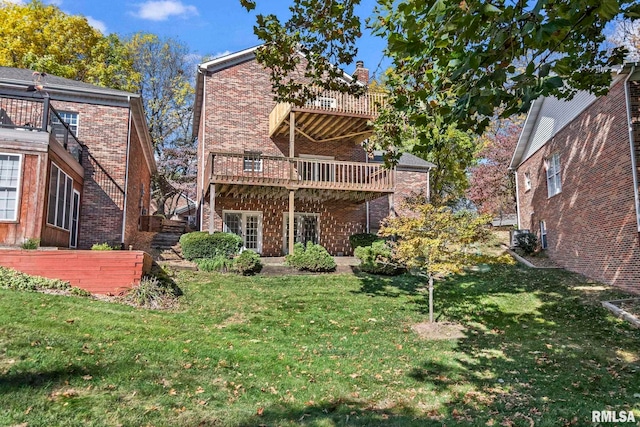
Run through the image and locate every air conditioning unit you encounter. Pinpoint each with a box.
[510,229,530,249]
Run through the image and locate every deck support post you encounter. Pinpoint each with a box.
[288,189,295,255]
[209,183,215,234]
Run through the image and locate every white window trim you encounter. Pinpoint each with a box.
[524,172,531,192]
[52,110,79,136]
[546,153,562,198]
[222,210,263,253]
[282,212,320,251]
[243,156,263,172]
[46,162,74,232]
[0,152,22,222]
[540,220,548,250]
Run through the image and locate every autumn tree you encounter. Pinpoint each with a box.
[0,0,136,91]
[467,119,523,217]
[241,0,638,134]
[380,202,491,322]
[126,33,197,216]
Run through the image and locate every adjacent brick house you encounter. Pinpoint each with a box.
[193,47,432,256]
[510,63,640,293]
[0,67,156,249]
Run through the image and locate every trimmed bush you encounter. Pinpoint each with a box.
[515,231,538,255]
[180,232,242,260]
[354,240,405,275]
[91,242,113,250]
[233,250,263,275]
[21,238,39,250]
[194,256,234,273]
[349,233,382,250]
[285,242,336,272]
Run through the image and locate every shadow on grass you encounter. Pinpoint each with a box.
[0,363,107,392]
[347,263,640,425]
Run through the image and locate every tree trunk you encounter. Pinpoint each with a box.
[428,275,434,323]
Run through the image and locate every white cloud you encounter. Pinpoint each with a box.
[86,16,107,34]
[133,0,198,21]
[213,50,231,59]
[3,0,25,4]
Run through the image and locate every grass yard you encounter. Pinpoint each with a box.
[1,263,639,426]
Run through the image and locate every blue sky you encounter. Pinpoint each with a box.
[13,0,390,79]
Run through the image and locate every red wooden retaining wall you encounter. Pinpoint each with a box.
[0,249,153,295]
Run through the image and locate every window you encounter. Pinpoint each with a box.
[51,111,79,135]
[540,220,548,249]
[243,152,263,172]
[524,172,531,191]
[0,154,21,221]
[308,97,337,109]
[546,153,561,197]
[47,163,74,231]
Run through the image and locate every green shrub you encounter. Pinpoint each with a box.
[0,266,88,296]
[123,276,179,309]
[285,242,336,272]
[515,232,538,255]
[194,256,234,273]
[233,250,262,275]
[179,232,242,260]
[354,240,405,275]
[21,238,39,250]
[349,233,382,250]
[91,242,113,251]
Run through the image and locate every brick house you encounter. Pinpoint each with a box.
[510,63,640,293]
[193,47,432,256]
[0,67,156,249]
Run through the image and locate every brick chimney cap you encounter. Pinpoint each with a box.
[356,60,364,68]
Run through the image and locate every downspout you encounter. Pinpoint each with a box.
[121,96,133,248]
[199,67,207,231]
[365,152,369,233]
[513,169,521,229]
[624,64,640,236]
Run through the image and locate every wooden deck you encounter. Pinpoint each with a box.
[269,88,386,143]
[205,152,394,202]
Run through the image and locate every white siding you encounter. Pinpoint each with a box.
[520,90,597,163]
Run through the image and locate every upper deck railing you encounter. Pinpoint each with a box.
[269,88,386,136]
[0,93,83,163]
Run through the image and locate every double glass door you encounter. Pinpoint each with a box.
[223,211,262,253]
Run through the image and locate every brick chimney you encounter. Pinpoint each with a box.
[354,60,369,84]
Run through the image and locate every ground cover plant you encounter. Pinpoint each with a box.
[0,262,639,426]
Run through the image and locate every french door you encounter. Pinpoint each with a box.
[223,211,262,253]
[283,213,319,253]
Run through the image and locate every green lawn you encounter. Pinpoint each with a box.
[1,263,639,426]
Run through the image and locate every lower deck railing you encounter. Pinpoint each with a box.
[207,151,394,192]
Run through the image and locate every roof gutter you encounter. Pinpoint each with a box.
[624,64,640,233]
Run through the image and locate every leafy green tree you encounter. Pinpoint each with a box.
[0,0,136,91]
[241,0,638,133]
[125,33,197,216]
[380,202,491,322]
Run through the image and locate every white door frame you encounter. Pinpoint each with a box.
[222,210,263,253]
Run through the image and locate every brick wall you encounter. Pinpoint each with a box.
[51,100,131,248]
[212,196,366,256]
[369,169,429,232]
[123,120,152,248]
[0,249,152,294]
[516,78,640,294]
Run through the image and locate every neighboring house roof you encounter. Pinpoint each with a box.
[509,65,639,170]
[0,66,156,174]
[371,151,435,172]
[491,213,517,227]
